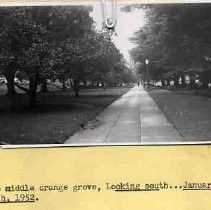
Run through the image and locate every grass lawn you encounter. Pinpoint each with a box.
[147,86,211,141]
[0,87,131,144]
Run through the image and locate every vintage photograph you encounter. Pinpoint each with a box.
[0,3,211,145]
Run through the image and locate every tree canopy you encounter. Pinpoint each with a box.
[0,6,133,106]
[129,4,211,86]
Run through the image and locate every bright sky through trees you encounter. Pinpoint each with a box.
[90,3,145,62]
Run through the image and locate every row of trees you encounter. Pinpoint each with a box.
[128,4,211,88]
[0,6,134,106]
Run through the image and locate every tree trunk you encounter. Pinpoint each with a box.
[62,75,66,91]
[102,82,106,91]
[73,79,80,97]
[69,77,74,89]
[5,73,16,96]
[173,75,179,87]
[181,75,186,87]
[202,71,209,89]
[28,77,38,107]
[190,77,196,89]
[40,79,48,92]
[161,78,165,87]
[167,79,170,86]
[74,87,79,97]
[82,79,87,86]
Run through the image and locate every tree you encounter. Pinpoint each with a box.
[54,30,124,96]
[0,5,131,106]
[86,33,124,88]
[0,6,94,106]
[128,4,211,85]
[0,7,31,96]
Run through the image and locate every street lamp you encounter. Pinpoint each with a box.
[145,59,149,88]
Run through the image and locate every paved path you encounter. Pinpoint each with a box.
[65,85,182,144]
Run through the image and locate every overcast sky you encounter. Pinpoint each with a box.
[90,3,145,63]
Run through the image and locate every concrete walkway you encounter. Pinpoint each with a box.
[65,85,182,144]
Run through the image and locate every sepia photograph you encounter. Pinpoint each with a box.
[0,2,211,145]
